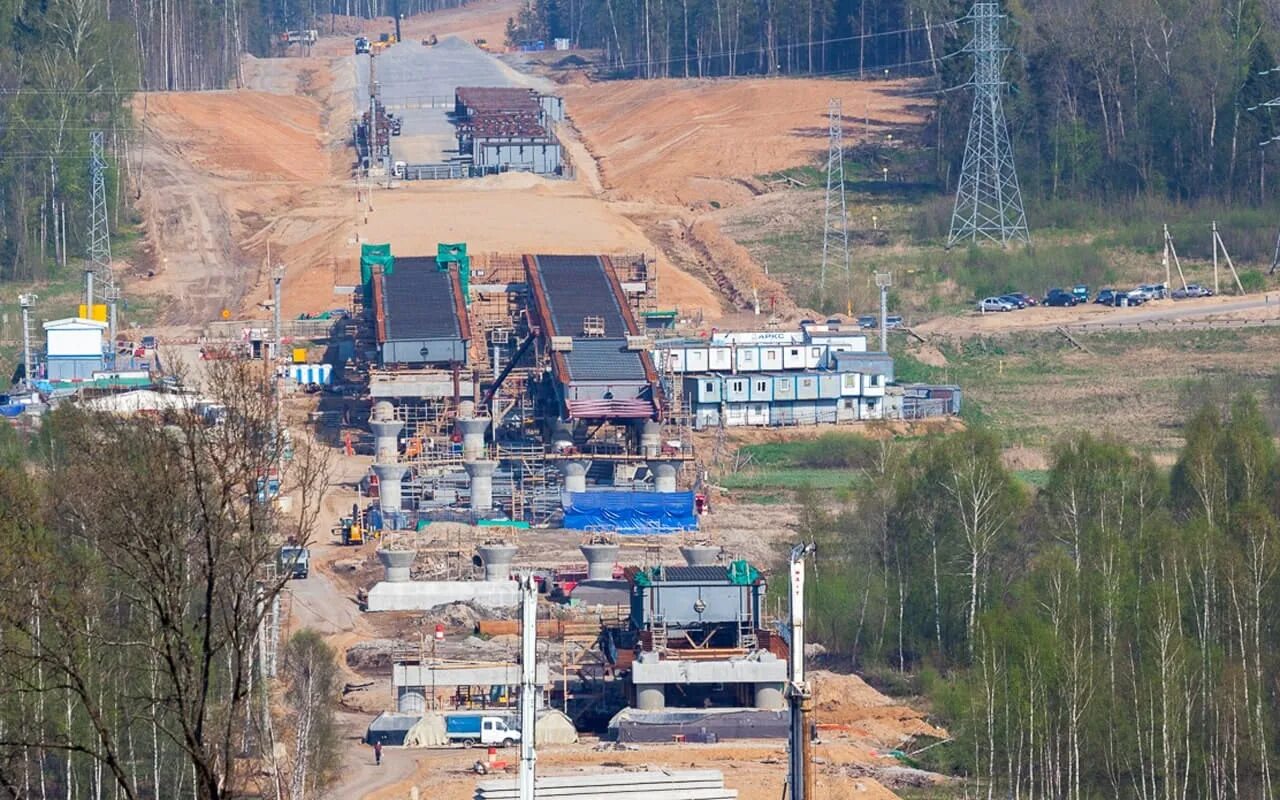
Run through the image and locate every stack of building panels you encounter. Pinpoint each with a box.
[475,770,737,800]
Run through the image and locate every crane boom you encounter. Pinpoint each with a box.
[788,542,816,800]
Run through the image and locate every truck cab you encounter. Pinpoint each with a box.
[354,36,370,54]
[277,546,310,579]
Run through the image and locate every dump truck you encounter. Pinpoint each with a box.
[445,714,520,748]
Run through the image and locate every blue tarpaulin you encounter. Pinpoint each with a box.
[563,491,697,533]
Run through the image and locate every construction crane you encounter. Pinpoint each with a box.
[787,542,817,800]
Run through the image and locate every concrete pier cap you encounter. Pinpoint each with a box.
[456,417,490,460]
[580,542,620,581]
[646,458,682,493]
[370,418,404,461]
[372,401,395,422]
[557,458,591,494]
[464,459,498,513]
[680,544,720,567]
[377,548,415,583]
[371,463,408,515]
[370,401,404,461]
[477,542,518,582]
[550,418,575,451]
[639,420,662,458]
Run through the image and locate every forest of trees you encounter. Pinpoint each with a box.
[511,0,1280,204]
[801,396,1280,797]
[0,361,334,799]
[0,0,466,284]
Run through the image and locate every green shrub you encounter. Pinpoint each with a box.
[1239,269,1267,293]
[948,242,1113,299]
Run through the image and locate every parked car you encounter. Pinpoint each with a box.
[1172,284,1214,299]
[978,297,1015,312]
[1138,283,1168,300]
[857,315,877,329]
[1072,284,1090,303]
[1043,288,1078,307]
[999,294,1027,309]
[1096,288,1141,307]
[1008,291,1038,307]
[140,335,157,349]
[886,315,904,329]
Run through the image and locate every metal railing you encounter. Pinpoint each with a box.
[380,95,455,111]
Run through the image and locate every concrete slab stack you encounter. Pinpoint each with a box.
[474,770,737,800]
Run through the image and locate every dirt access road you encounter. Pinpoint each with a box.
[917,292,1280,339]
[132,53,361,326]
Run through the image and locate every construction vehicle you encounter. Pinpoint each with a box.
[338,515,365,546]
[278,546,310,579]
[355,36,370,54]
[445,714,519,748]
[337,504,366,545]
[279,29,318,45]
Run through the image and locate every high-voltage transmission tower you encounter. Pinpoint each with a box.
[947,1,1029,248]
[87,130,121,364]
[820,98,851,308]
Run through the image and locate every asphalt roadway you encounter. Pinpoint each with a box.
[356,37,525,165]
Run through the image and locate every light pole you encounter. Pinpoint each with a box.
[875,272,893,352]
[18,293,36,391]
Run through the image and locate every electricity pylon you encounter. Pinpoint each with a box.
[947,1,1029,247]
[87,131,120,364]
[821,98,851,309]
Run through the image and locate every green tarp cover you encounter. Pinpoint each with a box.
[727,559,759,585]
[437,242,470,305]
[360,243,394,285]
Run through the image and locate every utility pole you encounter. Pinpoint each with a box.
[1163,224,1189,291]
[18,293,36,391]
[947,1,1029,247]
[821,98,850,311]
[1211,221,1245,295]
[787,542,816,800]
[875,272,892,352]
[272,265,285,477]
[518,572,538,800]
